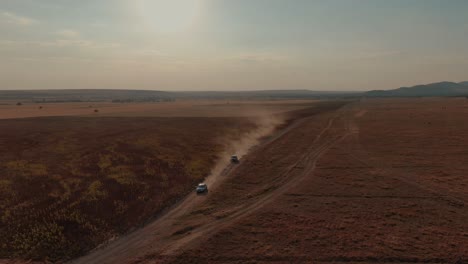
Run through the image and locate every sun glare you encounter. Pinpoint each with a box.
[137,0,203,34]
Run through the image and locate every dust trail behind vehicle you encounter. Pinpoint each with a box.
[204,112,285,187]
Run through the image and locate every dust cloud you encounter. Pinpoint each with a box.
[204,112,286,186]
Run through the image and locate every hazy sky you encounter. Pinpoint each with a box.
[1,0,468,91]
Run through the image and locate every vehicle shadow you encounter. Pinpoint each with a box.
[196,190,209,196]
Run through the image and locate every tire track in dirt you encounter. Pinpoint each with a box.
[69,109,314,264]
[72,104,349,263]
[158,101,468,264]
[343,106,466,208]
[145,113,352,258]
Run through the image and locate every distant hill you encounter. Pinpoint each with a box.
[174,90,357,99]
[2,81,468,101]
[365,81,468,97]
[0,89,357,102]
[0,89,174,102]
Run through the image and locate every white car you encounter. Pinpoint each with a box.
[196,183,208,194]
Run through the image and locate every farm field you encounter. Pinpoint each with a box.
[71,98,468,264]
[0,99,345,262]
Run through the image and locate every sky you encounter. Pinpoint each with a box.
[0,0,468,91]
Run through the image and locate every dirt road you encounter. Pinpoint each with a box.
[157,98,468,264]
[71,99,468,263]
[71,102,351,264]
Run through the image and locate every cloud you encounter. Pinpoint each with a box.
[1,11,37,26]
[228,52,289,64]
[0,28,116,50]
[135,49,170,57]
[0,39,120,49]
[355,50,406,60]
[56,29,80,39]
[50,29,121,48]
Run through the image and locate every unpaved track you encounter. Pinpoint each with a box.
[158,116,350,256]
[134,100,468,263]
[71,103,350,264]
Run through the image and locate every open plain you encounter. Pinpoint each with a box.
[3,1,468,263]
[0,99,343,262]
[2,98,468,263]
[73,98,468,264]
[0,100,319,119]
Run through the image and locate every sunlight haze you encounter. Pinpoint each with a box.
[1,0,467,91]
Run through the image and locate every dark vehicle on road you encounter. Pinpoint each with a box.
[196,183,208,194]
[230,155,239,163]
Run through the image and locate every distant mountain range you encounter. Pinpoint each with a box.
[1,81,468,101]
[365,81,468,97]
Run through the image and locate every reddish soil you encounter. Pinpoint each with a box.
[0,100,345,262]
[73,98,468,264]
[0,116,258,260]
[0,100,318,119]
